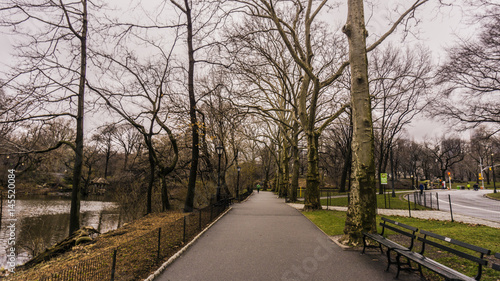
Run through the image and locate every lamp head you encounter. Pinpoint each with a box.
[216,146,223,155]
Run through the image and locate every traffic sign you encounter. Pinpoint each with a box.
[381,173,388,185]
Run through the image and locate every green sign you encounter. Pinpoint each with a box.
[381,173,388,185]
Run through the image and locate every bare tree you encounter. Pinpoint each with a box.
[0,0,93,235]
[225,15,304,201]
[231,0,350,210]
[342,0,429,245]
[89,37,179,213]
[427,137,466,182]
[435,3,500,135]
[370,44,433,194]
[170,0,227,211]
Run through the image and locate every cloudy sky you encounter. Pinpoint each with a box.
[0,1,480,141]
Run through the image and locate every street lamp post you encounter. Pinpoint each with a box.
[492,153,497,193]
[480,157,485,189]
[216,146,223,202]
[237,166,241,201]
[391,145,396,197]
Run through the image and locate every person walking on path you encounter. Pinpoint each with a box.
[256,183,261,193]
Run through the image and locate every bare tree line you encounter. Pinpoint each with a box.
[0,0,499,246]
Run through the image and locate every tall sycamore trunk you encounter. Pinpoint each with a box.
[342,0,377,245]
[145,136,155,214]
[290,122,300,202]
[183,0,199,212]
[304,132,321,210]
[69,0,87,235]
[280,139,290,198]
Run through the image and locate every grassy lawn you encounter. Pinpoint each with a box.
[486,192,500,200]
[302,210,500,281]
[320,192,430,210]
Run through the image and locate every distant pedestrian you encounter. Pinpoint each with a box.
[256,183,261,193]
[473,182,479,191]
[419,183,424,195]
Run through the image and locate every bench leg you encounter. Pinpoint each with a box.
[385,249,392,271]
[418,264,424,279]
[395,253,402,279]
[362,236,367,254]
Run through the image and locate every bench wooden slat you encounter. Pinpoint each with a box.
[384,224,416,238]
[420,230,491,255]
[396,230,489,281]
[417,236,488,266]
[365,233,409,250]
[395,249,476,281]
[493,253,500,271]
[382,217,418,232]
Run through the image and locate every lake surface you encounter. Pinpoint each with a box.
[0,196,121,268]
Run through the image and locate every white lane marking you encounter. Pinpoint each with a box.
[437,198,500,214]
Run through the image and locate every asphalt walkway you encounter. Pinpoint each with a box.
[154,192,421,281]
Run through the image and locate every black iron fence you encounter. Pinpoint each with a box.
[6,203,230,281]
[411,191,440,210]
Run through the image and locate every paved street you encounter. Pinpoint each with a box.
[433,189,500,223]
[155,192,421,281]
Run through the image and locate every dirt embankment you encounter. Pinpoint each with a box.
[2,211,185,280]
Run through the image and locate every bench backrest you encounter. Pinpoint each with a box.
[493,253,500,271]
[380,217,418,250]
[418,230,491,280]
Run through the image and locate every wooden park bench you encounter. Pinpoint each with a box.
[493,252,500,271]
[362,217,418,271]
[394,230,491,280]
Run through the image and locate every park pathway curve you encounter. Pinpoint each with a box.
[154,191,421,281]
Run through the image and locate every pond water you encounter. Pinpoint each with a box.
[0,196,122,268]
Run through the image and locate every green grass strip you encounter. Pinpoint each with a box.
[302,210,500,281]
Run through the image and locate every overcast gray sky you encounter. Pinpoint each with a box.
[0,0,479,141]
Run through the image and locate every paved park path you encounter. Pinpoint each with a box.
[155,192,421,281]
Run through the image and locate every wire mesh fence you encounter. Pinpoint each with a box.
[6,202,232,281]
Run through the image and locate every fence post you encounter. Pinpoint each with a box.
[448,194,454,222]
[413,192,417,210]
[436,193,439,210]
[384,185,387,209]
[199,209,202,231]
[423,192,426,207]
[407,194,411,218]
[0,192,3,230]
[183,216,187,243]
[110,249,117,281]
[157,228,161,260]
[430,192,433,209]
[388,191,391,209]
[327,191,329,210]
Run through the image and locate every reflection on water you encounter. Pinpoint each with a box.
[0,196,121,268]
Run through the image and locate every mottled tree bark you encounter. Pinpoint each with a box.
[181,0,199,213]
[69,0,87,235]
[290,122,300,202]
[304,132,321,210]
[342,0,377,245]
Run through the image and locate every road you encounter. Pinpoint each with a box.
[430,190,500,223]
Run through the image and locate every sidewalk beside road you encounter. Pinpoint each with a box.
[154,192,421,281]
[288,203,500,229]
